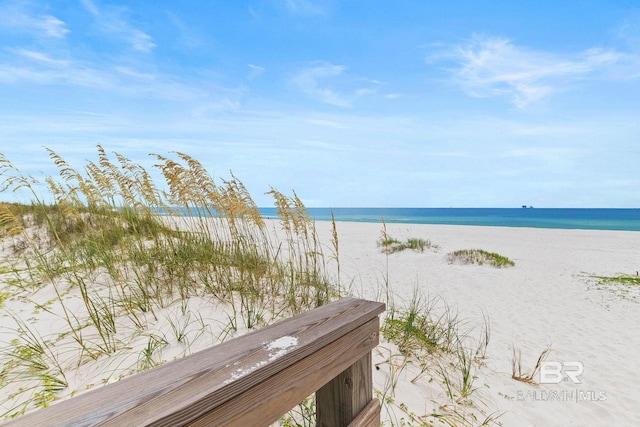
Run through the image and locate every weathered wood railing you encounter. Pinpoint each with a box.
[3,297,385,427]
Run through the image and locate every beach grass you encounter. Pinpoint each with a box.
[377,289,500,425]
[378,236,438,254]
[593,274,640,286]
[446,249,515,268]
[0,146,338,419]
[589,274,640,302]
[381,293,461,357]
[511,345,551,384]
[0,146,501,425]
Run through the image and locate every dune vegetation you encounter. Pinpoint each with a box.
[446,249,515,268]
[0,147,501,426]
[588,274,640,302]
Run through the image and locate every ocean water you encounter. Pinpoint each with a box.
[259,208,640,231]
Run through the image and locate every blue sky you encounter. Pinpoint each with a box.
[0,0,639,207]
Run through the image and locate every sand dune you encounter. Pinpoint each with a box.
[1,217,639,426]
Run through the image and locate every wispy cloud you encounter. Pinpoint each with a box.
[283,0,325,16]
[616,13,640,51]
[12,49,69,67]
[289,63,376,107]
[0,5,235,107]
[0,48,212,101]
[80,0,155,52]
[247,64,265,79]
[290,64,350,106]
[79,0,99,15]
[0,3,69,38]
[165,11,207,49]
[0,49,108,86]
[431,36,627,108]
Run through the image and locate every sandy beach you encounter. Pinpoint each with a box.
[1,216,639,426]
[314,221,640,426]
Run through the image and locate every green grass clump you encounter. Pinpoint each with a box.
[589,274,640,302]
[593,275,640,286]
[378,291,495,420]
[377,236,438,254]
[446,249,515,268]
[0,293,10,308]
[382,296,460,357]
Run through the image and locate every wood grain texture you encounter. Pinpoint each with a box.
[1,298,384,427]
[347,399,381,427]
[316,354,373,426]
[186,318,379,426]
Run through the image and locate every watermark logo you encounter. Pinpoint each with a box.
[539,361,583,384]
[516,361,607,403]
[517,390,607,402]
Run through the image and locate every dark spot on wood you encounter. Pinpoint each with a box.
[345,376,353,388]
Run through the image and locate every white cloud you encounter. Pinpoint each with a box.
[283,0,325,16]
[79,0,100,16]
[290,64,350,106]
[129,30,155,52]
[13,49,69,67]
[247,64,265,79]
[432,36,627,108]
[165,11,207,49]
[0,48,212,101]
[616,13,640,51]
[80,0,156,53]
[289,63,377,107]
[0,45,111,86]
[35,15,69,38]
[0,4,69,38]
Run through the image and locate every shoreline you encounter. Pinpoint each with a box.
[153,206,640,231]
[310,217,640,232]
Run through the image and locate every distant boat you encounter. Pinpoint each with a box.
[521,205,534,208]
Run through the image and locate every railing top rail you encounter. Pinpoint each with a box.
[2,297,384,427]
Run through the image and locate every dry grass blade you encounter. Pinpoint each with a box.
[0,203,24,236]
[511,345,551,384]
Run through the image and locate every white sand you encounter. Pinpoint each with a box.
[2,219,639,426]
[312,221,640,426]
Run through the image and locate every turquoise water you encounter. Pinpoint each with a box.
[259,208,640,231]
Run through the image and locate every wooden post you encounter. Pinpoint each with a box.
[316,318,378,427]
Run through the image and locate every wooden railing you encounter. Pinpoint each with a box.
[3,297,385,427]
